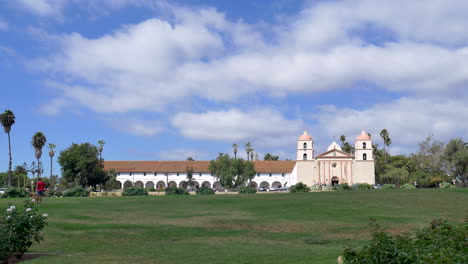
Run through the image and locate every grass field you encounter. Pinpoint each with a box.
[1,188,467,264]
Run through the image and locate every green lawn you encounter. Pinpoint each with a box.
[1,189,467,264]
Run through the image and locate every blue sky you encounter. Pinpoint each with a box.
[0,0,467,176]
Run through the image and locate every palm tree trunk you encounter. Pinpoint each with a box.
[50,156,53,178]
[37,158,40,182]
[8,132,12,187]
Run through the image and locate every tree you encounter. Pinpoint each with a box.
[264,153,279,161]
[380,129,392,163]
[48,143,56,179]
[186,156,195,161]
[232,143,238,159]
[31,132,47,181]
[409,135,447,187]
[58,143,107,188]
[444,138,468,187]
[245,142,252,161]
[97,140,105,164]
[250,148,254,161]
[339,135,353,154]
[186,166,194,191]
[209,153,256,189]
[0,109,15,187]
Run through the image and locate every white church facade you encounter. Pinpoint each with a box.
[104,130,375,190]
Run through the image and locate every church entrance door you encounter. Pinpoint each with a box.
[331,176,339,186]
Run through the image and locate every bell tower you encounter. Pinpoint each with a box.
[354,130,373,161]
[297,130,314,161]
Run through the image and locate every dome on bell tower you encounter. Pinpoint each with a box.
[298,130,313,141]
[356,130,371,141]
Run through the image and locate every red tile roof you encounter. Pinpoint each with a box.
[104,160,296,173]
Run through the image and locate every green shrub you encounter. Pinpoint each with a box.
[238,186,257,194]
[289,182,310,193]
[343,218,467,264]
[382,184,396,189]
[0,200,48,261]
[146,187,156,192]
[164,186,189,195]
[401,183,416,189]
[122,187,148,196]
[2,188,29,198]
[44,189,63,197]
[63,186,90,197]
[335,183,351,191]
[196,186,215,195]
[353,183,373,190]
[439,182,455,188]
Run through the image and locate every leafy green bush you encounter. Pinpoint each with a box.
[343,218,467,264]
[63,186,90,197]
[335,183,351,191]
[289,182,310,193]
[44,189,63,197]
[146,187,156,192]
[401,183,416,189]
[353,183,373,190]
[196,186,215,195]
[2,188,28,198]
[0,200,48,261]
[381,184,396,189]
[238,186,257,194]
[439,182,455,188]
[122,187,148,196]
[164,186,189,195]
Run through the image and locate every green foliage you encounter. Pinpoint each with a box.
[209,153,256,189]
[335,183,350,191]
[343,218,468,264]
[164,186,189,195]
[264,153,279,161]
[238,186,257,194]
[58,143,108,188]
[379,166,409,185]
[354,183,373,190]
[146,187,156,192]
[0,200,48,260]
[400,183,416,189]
[63,186,90,197]
[444,138,468,187]
[381,184,396,189]
[122,187,148,196]
[439,182,455,189]
[289,182,310,192]
[196,186,215,195]
[45,189,62,197]
[2,188,28,198]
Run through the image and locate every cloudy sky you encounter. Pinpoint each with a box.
[0,0,467,175]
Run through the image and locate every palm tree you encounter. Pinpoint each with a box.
[48,143,56,179]
[31,132,47,181]
[0,109,15,187]
[380,129,392,164]
[232,144,238,159]
[97,140,105,164]
[245,142,252,161]
[250,148,254,161]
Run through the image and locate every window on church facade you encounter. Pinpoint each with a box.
[269,173,272,177]
[143,172,146,176]
[363,153,367,160]
[199,173,202,176]
[363,142,367,149]
[154,172,157,176]
[303,142,307,149]
[303,153,307,160]
[332,163,337,168]
[177,172,179,176]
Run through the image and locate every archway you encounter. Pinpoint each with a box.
[191,181,200,190]
[213,181,223,191]
[123,180,133,190]
[156,181,166,189]
[271,181,282,189]
[331,176,339,186]
[168,181,177,188]
[116,181,122,190]
[201,181,211,188]
[260,181,270,189]
[145,181,154,189]
[179,181,187,189]
[134,181,144,188]
[248,181,258,189]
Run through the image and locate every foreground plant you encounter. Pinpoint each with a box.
[0,200,48,262]
[342,218,467,264]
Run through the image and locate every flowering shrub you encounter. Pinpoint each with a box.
[439,182,455,188]
[0,200,48,262]
[63,186,90,197]
[1,188,29,198]
[401,183,416,189]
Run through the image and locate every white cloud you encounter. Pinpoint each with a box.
[15,0,66,17]
[171,108,303,147]
[32,1,468,115]
[156,149,210,161]
[0,18,8,31]
[312,97,468,154]
[105,116,165,136]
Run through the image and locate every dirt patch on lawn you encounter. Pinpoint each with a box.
[6,252,57,263]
